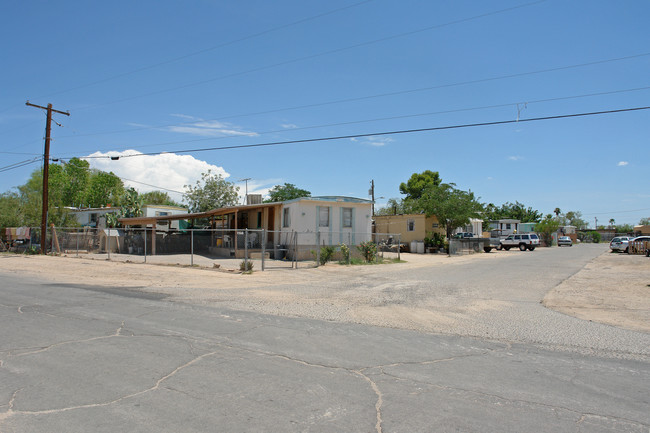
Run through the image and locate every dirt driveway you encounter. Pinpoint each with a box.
[1,248,648,334]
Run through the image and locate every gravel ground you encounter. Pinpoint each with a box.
[1,244,648,360]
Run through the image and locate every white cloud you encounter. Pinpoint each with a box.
[351,136,393,147]
[169,113,197,120]
[617,161,629,167]
[508,155,524,161]
[83,150,229,203]
[167,115,257,137]
[281,123,299,129]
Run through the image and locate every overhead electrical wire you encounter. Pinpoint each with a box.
[73,105,650,160]
[0,157,42,173]
[68,0,548,112]
[117,177,185,195]
[52,85,650,153]
[24,0,378,103]
[50,51,650,134]
[0,0,378,115]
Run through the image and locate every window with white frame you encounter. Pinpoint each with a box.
[319,207,330,227]
[407,219,415,231]
[283,208,291,227]
[342,208,352,228]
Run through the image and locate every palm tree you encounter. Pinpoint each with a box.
[609,218,615,229]
[554,208,561,217]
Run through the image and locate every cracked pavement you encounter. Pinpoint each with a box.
[1,250,650,432]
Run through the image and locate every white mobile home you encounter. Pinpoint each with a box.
[280,196,373,254]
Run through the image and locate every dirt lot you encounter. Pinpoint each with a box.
[1,249,648,334]
[543,251,650,333]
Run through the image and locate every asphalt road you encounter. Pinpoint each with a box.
[1,246,649,432]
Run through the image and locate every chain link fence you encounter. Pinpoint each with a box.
[3,226,404,271]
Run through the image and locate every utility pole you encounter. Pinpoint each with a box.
[370,179,375,216]
[25,101,70,254]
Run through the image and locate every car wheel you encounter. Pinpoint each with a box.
[483,247,492,253]
[504,246,510,251]
[646,249,650,257]
[519,244,527,251]
[528,246,535,251]
[624,247,629,254]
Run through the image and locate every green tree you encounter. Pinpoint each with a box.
[563,211,588,229]
[141,190,183,207]
[183,170,239,213]
[639,217,650,226]
[119,188,142,218]
[106,188,143,227]
[399,170,441,200]
[85,171,124,208]
[0,191,22,230]
[62,158,90,206]
[264,183,311,203]
[417,183,483,241]
[483,201,542,223]
[16,167,77,227]
[615,223,633,234]
[375,197,417,215]
[535,215,560,246]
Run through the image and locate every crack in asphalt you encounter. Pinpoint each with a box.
[0,351,218,425]
[1,309,647,431]
[372,368,650,430]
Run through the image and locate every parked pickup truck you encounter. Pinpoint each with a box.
[499,233,540,251]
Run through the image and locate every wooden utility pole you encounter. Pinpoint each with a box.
[25,101,70,254]
[370,179,375,216]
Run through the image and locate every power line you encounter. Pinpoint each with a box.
[76,105,650,160]
[52,55,650,140]
[117,177,185,195]
[581,208,650,216]
[68,1,548,112]
[51,85,650,155]
[21,0,377,103]
[0,157,42,173]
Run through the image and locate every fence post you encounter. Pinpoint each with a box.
[316,231,320,267]
[76,228,79,258]
[294,231,298,269]
[398,234,401,261]
[348,232,351,265]
[107,229,111,261]
[144,227,147,263]
[261,229,266,271]
[191,229,194,266]
[244,229,249,271]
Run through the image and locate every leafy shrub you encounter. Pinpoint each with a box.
[312,246,336,265]
[590,231,601,243]
[338,243,350,264]
[239,260,254,273]
[357,241,378,263]
[578,231,601,244]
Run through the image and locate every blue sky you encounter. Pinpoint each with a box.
[1,0,649,226]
